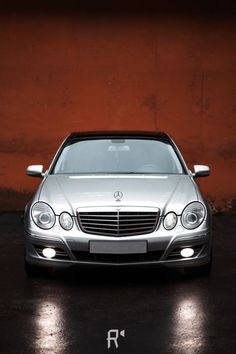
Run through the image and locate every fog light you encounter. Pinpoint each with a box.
[42,247,56,259]
[180,248,194,258]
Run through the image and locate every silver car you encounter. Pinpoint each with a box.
[24,131,212,276]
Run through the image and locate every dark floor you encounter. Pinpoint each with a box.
[0,213,235,354]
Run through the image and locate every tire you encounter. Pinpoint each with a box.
[185,252,212,277]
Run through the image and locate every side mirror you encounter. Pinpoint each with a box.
[193,165,210,178]
[26,165,44,178]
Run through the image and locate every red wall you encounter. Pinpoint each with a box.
[0,8,236,209]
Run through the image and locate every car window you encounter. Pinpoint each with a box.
[52,139,184,174]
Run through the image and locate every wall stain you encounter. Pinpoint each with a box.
[141,95,167,114]
[141,95,157,113]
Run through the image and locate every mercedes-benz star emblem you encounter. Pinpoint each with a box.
[114,191,123,201]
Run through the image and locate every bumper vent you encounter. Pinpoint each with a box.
[73,250,163,263]
[34,245,70,260]
[77,211,159,237]
[167,245,203,260]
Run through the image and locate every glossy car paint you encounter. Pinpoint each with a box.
[24,132,212,269]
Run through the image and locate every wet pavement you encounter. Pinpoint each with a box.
[0,212,236,354]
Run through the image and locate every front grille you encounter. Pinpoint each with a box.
[73,250,163,263]
[77,211,159,237]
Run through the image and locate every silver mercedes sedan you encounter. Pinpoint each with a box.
[24,131,212,276]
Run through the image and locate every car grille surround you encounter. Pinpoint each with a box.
[77,209,160,237]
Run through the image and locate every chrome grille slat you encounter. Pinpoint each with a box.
[81,221,155,227]
[82,222,118,227]
[83,225,154,232]
[80,218,117,222]
[82,226,119,231]
[79,212,157,216]
[78,210,159,237]
[119,222,155,226]
[117,226,154,231]
[80,217,156,222]
[80,215,117,218]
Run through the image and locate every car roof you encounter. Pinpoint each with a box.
[67,131,171,141]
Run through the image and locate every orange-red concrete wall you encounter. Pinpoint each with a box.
[0,9,236,208]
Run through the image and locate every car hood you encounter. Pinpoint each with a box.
[38,174,199,216]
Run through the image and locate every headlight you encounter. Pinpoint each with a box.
[59,212,73,230]
[31,202,55,229]
[181,202,205,229]
[163,212,177,230]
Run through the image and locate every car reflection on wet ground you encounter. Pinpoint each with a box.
[0,212,235,354]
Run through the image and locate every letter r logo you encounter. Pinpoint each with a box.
[107,329,125,349]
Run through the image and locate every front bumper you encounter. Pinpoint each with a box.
[24,228,212,269]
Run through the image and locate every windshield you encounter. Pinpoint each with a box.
[52,138,185,175]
